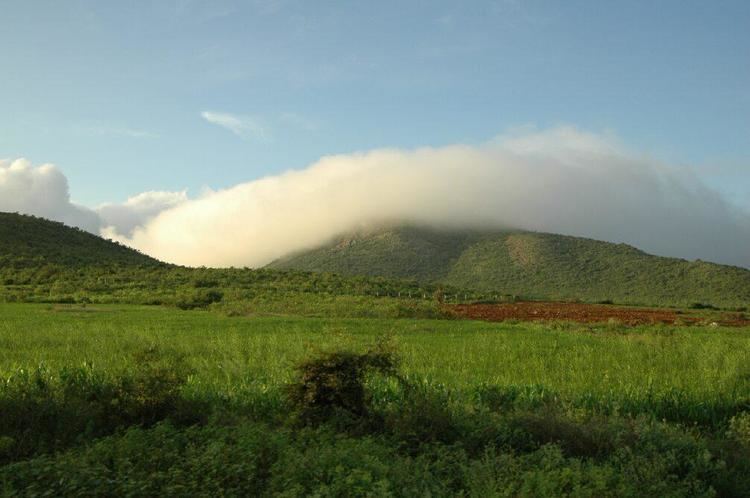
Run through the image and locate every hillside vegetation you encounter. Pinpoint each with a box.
[268,225,750,308]
[0,212,162,268]
[3,212,749,309]
[0,212,455,317]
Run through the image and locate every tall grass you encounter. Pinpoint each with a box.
[1,303,750,495]
[1,303,748,425]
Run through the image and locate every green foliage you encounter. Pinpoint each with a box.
[175,288,223,309]
[0,213,476,317]
[0,302,748,493]
[0,212,161,268]
[728,412,750,445]
[0,346,201,462]
[286,344,398,425]
[3,213,750,494]
[0,371,746,496]
[269,224,750,308]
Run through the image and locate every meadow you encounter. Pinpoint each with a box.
[1,302,749,496]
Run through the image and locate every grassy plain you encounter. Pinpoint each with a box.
[1,303,750,496]
[2,303,749,413]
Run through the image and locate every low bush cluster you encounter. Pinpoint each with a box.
[0,347,203,463]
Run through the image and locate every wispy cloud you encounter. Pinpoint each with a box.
[201,111,268,141]
[201,110,318,140]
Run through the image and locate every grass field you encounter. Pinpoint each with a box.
[2,303,750,496]
[2,303,749,412]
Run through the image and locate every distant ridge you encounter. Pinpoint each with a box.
[268,224,750,308]
[0,212,164,268]
[3,212,748,308]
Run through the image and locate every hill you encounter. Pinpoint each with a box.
[0,211,163,268]
[268,225,750,308]
[0,212,451,317]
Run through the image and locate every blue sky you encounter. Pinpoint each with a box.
[2,0,748,208]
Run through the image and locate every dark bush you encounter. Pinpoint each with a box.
[193,278,219,288]
[383,385,459,448]
[689,302,717,310]
[0,347,201,462]
[286,345,398,426]
[176,289,224,309]
[509,411,633,458]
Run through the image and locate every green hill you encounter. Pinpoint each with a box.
[268,225,750,308]
[0,213,449,317]
[4,212,749,309]
[0,211,163,268]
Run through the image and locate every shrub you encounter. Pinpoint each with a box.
[689,302,717,310]
[508,411,633,458]
[193,278,219,288]
[728,411,750,445]
[175,289,223,309]
[382,384,459,448]
[286,344,398,426]
[0,347,200,462]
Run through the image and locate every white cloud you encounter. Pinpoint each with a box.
[109,127,750,268]
[0,158,101,232]
[97,190,188,238]
[0,158,186,240]
[201,111,268,140]
[5,128,749,269]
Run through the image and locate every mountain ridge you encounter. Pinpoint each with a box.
[2,212,748,308]
[268,224,750,308]
[0,211,164,268]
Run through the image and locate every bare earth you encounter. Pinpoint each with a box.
[447,301,750,327]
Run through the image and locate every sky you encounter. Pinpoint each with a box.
[1,1,749,267]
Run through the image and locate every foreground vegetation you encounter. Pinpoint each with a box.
[1,303,749,496]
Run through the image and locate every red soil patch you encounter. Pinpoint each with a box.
[447,301,750,327]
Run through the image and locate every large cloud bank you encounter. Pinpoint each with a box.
[114,127,750,268]
[98,191,188,238]
[3,127,750,268]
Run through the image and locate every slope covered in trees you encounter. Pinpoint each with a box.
[268,225,750,308]
[0,212,162,269]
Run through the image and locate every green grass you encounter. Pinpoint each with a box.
[1,303,750,495]
[4,213,750,494]
[2,303,747,407]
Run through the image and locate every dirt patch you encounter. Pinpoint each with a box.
[447,301,750,327]
[505,234,538,268]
